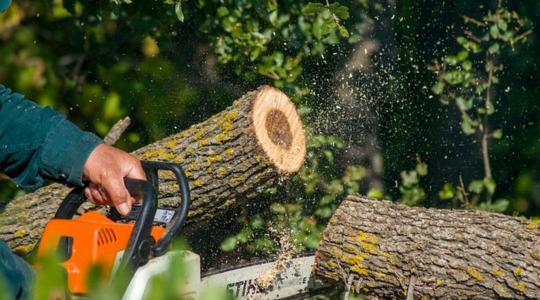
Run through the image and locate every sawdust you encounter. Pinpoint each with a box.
[247,225,298,299]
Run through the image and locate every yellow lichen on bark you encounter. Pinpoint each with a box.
[351,265,369,276]
[467,266,483,281]
[514,266,524,277]
[490,268,504,277]
[353,231,380,255]
[517,282,526,294]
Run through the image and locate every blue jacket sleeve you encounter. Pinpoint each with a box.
[0,84,103,191]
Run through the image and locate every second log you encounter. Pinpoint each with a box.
[315,196,540,299]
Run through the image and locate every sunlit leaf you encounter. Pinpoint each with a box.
[492,199,509,212]
[302,3,326,15]
[416,162,428,176]
[367,188,383,199]
[175,0,184,22]
[220,237,237,252]
[492,129,503,139]
[468,180,484,194]
[483,177,496,195]
[328,3,350,20]
[439,183,455,200]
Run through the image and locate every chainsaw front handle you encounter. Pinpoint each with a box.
[137,160,191,256]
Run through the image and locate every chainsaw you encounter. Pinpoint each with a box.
[35,161,328,299]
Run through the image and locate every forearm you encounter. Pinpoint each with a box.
[0,85,102,190]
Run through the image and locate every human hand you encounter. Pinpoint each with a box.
[82,144,146,215]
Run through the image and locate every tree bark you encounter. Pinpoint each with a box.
[315,195,540,299]
[0,86,306,255]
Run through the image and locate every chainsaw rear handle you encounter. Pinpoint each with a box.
[54,160,191,264]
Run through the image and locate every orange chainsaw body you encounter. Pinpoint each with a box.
[36,211,165,294]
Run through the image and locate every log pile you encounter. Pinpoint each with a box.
[0,86,306,254]
[314,195,540,299]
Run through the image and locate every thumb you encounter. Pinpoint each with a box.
[101,175,131,216]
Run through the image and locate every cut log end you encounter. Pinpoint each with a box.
[251,86,306,174]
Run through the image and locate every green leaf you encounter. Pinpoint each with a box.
[217,6,229,17]
[491,198,509,213]
[220,237,237,252]
[315,207,333,218]
[432,81,445,95]
[416,162,428,176]
[461,118,476,135]
[497,19,508,31]
[444,55,458,66]
[345,166,366,181]
[320,195,335,205]
[302,3,326,15]
[175,0,184,22]
[338,25,349,38]
[304,233,321,249]
[250,215,264,229]
[483,177,496,195]
[468,180,484,194]
[328,3,350,19]
[270,203,286,213]
[486,100,495,115]
[488,43,500,54]
[456,36,468,46]
[462,60,472,71]
[323,150,334,165]
[327,180,344,195]
[456,50,469,61]
[439,183,455,200]
[237,228,251,243]
[490,24,500,38]
[456,97,472,111]
[367,188,383,199]
[401,170,419,188]
[492,129,503,139]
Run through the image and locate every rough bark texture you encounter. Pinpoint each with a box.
[0,86,306,255]
[315,195,540,299]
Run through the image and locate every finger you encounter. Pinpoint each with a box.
[101,176,131,216]
[88,183,104,204]
[84,188,96,204]
[90,186,105,205]
[126,157,146,180]
[97,186,109,205]
[130,195,140,204]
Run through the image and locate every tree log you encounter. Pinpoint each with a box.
[0,85,306,254]
[315,195,540,299]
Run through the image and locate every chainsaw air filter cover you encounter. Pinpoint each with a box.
[37,211,165,294]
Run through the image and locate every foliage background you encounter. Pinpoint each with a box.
[0,0,539,297]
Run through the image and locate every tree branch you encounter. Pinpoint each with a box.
[103,116,131,145]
